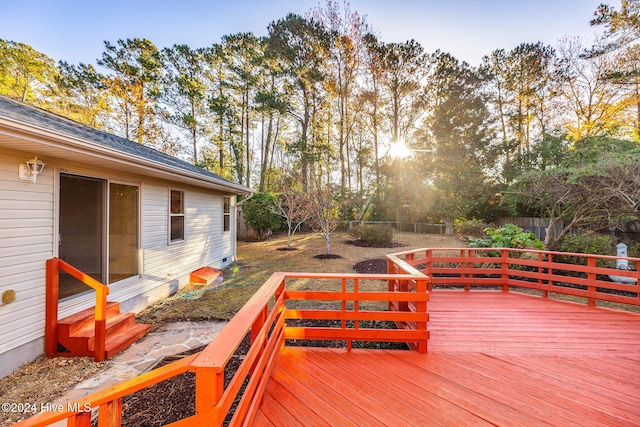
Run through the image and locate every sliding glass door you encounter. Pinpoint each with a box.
[108,183,139,284]
[58,174,139,299]
[59,175,105,298]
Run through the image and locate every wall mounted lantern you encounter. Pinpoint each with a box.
[18,157,45,183]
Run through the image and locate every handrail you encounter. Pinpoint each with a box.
[22,270,429,427]
[388,247,640,307]
[15,353,198,427]
[45,257,110,362]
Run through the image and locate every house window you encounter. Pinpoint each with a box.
[170,190,185,242]
[223,196,231,232]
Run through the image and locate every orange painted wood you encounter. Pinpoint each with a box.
[97,398,122,427]
[284,326,428,342]
[24,263,640,427]
[269,363,380,426]
[191,273,285,372]
[405,246,640,307]
[15,353,198,427]
[67,412,91,427]
[427,291,640,355]
[45,258,59,357]
[284,308,428,322]
[277,347,418,426]
[279,271,424,281]
[221,311,283,419]
[256,291,640,426]
[190,266,222,284]
[239,329,285,427]
[46,257,112,361]
[284,290,429,302]
[252,393,296,426]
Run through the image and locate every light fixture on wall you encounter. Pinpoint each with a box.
[18,157,45,183]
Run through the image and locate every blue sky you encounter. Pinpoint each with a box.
[0,0,605,66]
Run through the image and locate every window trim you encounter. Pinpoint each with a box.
[169,188,186,243]
[223,195,231,233]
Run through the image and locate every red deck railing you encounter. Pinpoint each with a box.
[45,257,110,362]
[387,247,640,307]
[24,248,639,427]
[19,271,428,427]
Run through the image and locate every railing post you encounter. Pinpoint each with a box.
[195,369,224,426]
[425,250,433,291]
[94,286,107,362]
[45,258,59,357]
[545,253,553,298]
[587,257,597,307]
[342,278,350,351]
[69,411,92,427]
[416,278,428,353]
[352,278,360,352]
[276,277,286,349]
[463,249,470,291]
[399,279,408,311]
[387,258,395,311]
[98,398,122,427]
[500,249,509,292]
[538,252,546,297]
[250,306,267,374]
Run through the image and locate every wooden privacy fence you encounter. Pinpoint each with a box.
[388,247,640,307]
[17,272,428,427]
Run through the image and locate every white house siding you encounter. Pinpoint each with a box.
[0,148,54,376]
[0,147,236,377]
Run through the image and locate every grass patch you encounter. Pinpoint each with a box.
[138,232,464,326]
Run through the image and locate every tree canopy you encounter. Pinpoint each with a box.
[2,1,639,242]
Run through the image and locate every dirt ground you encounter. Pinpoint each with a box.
[0,231,463,426]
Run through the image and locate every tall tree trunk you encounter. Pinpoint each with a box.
[259,112,274,192]
[245,90,251,188]
[444,218,454,235]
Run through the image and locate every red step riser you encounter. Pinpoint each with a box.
[56,305,150,359]
[58,303,122,337]
[87,314,136,349]
[104,324,151,358]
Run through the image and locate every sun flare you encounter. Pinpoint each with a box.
[388,139,412,159]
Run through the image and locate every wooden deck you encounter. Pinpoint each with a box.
[254,291,640,426]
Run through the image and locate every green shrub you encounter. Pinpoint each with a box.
[454,219,489,239]
[241,192,281,240]
[548,233,616,266]
[349,224,394,246]
[467,224,543,251]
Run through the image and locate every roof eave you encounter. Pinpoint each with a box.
[0,116,253,195]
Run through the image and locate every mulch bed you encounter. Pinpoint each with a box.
[353,258,388,274]
[121,335,251,427]
[313,254,342,259]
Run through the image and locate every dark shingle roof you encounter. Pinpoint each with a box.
[0,95,247,191]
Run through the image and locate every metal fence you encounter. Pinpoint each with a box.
[334,220,445,234]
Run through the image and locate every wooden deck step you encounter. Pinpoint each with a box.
[190,266,222,285]
[56,302,150,359]
[96,323,151,358]
[57,302,121,336]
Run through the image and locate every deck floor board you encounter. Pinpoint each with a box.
[255,291,640,426]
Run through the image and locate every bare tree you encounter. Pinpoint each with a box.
[305,179,340,255]
[272,175,310,249]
